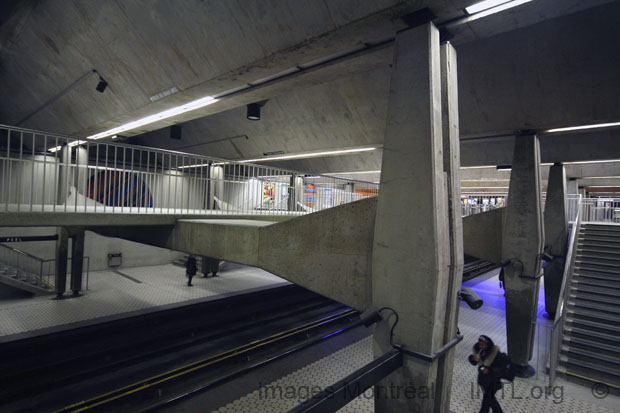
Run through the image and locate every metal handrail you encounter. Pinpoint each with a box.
[0,124,379,215]
[548,194,582,385]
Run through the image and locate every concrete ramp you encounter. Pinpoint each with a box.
[93,198,378,310]
[462,208,505,264]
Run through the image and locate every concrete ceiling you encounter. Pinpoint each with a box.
[1,0,619,180]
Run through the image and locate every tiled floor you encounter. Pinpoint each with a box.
[0,263,288,341]
[217,270,620,413]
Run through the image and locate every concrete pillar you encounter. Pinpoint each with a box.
[56,145,71,205]
[566,178,578,195]
[54,227,69,299]
[75,146,88,196]
[543,164,568,317]
[70,228,85,296]
[209,165,224,209]
[434,41,463,413]
[372,22,451,412]
[579,186,586,198]
[501,134,544,376]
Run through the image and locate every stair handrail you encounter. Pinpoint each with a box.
[548,194,582,385]
[0,243,51,288]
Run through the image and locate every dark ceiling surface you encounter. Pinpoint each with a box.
[1,0,619,175]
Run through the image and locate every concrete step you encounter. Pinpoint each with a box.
[566,299,620,317]
[575,257,620,270]
[564,335,620,354]
[561,345,620,367]
[572,277,620,290]
[566,317,620,336]
[582,224,620,232]
[579,234,620,243]
[561,354,620,379]
[567,307,620,325]
[574,269,620,282]
[569,291,620,305]
[574,264,620,276]
[565,325,620,345]
[557,362,620,391]
[577,249,620,261]
[571,284,620,298]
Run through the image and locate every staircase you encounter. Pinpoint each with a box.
[0,263,54,296]
[559,223,620,389]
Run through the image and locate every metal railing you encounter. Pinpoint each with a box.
[548,194,582,385]
[580,197,620,223]
[461,195,506,217]
[0,124,379,216]
[0,243,90,290]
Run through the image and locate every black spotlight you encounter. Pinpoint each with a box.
[459,287,483,310]
[246,103,261,121]
[96,77,108,93]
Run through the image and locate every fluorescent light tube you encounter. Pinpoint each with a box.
[238,147,376,163]
[86,96,218,140]
[544,121,620,133]
[466,0,512,14]
[465,0,533,21]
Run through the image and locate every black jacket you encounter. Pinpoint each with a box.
[468,344,503,388]
[186,257,197,276]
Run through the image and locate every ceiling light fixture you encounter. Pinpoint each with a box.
[544,121,620,134]
[247,103,261,121]
[86,95,218,140]
[564,159,620,165]
[238,147,377,163]
[329,170,382,175]
[463,0,533,22]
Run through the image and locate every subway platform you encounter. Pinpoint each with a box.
[211,269,620,413]
[0,263,288,343]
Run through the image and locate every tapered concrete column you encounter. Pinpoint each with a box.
[566,178,578,195]
[372,23,451,412]
[543,164,568,317]
[502,134,544,376]
[75,146,88,195]
[434,41,463,413]
[54,227,69,299]
[288,175,304,211]
[56,145,71,205]
[70,228,85,296]
[209,165,224,209]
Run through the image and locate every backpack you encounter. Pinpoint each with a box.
[495,351,516,382]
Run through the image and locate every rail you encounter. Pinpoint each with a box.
[461,194,506,217]
[0,243,90,290]
[0,124,378,216]
[548,194,582,385]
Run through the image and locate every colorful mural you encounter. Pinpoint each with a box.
[87,171,153,207]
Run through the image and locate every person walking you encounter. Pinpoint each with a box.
[186,255,197,286]
[469,335,504,413]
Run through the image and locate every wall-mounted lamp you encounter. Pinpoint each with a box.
[96,76,108,93]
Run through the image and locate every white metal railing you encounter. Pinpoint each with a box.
[0,124,378,216]
[461,195,506,217]
[548,194,582,385]
[580,197,620,223]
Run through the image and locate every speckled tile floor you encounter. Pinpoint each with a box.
[0,263,288,340]
[215,270,620,413]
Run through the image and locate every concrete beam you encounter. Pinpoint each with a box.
[0,212,290,227]
[462,208,505,264]
[93,198,378,311]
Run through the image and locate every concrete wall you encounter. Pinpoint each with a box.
[0,227,182,271]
